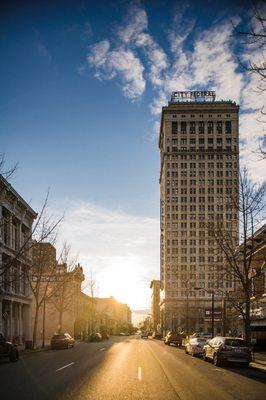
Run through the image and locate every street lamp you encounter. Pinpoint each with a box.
[194,287,215,338]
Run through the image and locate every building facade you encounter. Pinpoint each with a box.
[31,241,85,341]
[249,224,266,349]
[0,175,37,342]
[150,280,160,332]
[159,92,239,335]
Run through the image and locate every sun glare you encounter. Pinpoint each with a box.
[97,259,147,310]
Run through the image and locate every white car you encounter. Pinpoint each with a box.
[185,337,206,357]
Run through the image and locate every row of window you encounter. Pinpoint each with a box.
[171,121,232,135]
[171,114,232,118]
[166,154,236,160]
[169,138,236,145]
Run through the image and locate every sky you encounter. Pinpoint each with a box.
[1,0,265,310]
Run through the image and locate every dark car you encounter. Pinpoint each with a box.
[164,331,184,346]
[203,336,251,367]
[89,333,102,342]
[152,332,162,340]
[50,333,75,349]
[141,331,149,339]
[0,333,19,362]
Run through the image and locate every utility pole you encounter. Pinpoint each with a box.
[211,292,214,338]
[186,286,189,335]
[42,297,46,348]
[222,297,226,336]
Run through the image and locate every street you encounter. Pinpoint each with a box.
[0,336,265,400]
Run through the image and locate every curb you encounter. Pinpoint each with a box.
[250,362,266,373]
[19,346,50,356]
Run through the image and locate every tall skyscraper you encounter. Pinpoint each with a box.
[159,91,239,335]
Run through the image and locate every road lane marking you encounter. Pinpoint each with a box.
[100,347,106,351]
[138,366,142,381]
[56,362,75,372]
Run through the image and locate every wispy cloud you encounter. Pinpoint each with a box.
[54,199,159,309]
[84,1,266,180]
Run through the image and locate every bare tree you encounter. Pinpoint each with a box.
[0,154,18,181]
[85,272,98,335]
[51,243,83,333]
[29,240,57,348]
[207,168,265,344]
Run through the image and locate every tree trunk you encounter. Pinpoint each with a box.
[58,306,63,333]
[244,294,251,345]
[32,305,40,349]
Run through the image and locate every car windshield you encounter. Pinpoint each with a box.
[196,339,206,344]
[225,339,247,347]
[52,335,66,339]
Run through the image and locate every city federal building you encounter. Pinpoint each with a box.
[159,91,239,335]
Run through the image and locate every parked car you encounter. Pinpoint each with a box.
[164,331,184,346]
[202,336,251,366]
[185,337,206,357]
[141,331,149,339]
[50,333,75,349]
[0,333,19,362]
[152,332,162,340]
[89,332,102,342]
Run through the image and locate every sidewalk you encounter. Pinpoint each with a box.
[18,339,50,355]
[250,352,266,373]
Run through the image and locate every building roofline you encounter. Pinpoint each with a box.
[0,174,37,218]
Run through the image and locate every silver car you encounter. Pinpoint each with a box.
[185,337,206,357]
[202,336,251,367]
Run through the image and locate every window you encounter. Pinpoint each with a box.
[225,121,231,134]
[190,122,196,134]
[181,121,187,134]
[199,121,204,134]
[207,121,213,134]
[172,121,178,134]
[217,121,222,134]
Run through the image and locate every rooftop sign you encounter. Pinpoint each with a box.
[171,90,216,102]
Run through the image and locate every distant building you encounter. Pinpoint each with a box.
[94,297,132,334]
[31,243,85,341]
[159,92,239,335]
[150,280,160,332]
[0,175,37,342]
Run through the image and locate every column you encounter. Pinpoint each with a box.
[9,300,13,341]
[19,303,22,343]
[0,300,2,334]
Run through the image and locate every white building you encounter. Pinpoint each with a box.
[0,175,37,343]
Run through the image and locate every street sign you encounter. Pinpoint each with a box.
[204,308,222,322]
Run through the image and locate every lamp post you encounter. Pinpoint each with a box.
[194,287,215,338]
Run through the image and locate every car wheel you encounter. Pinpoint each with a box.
[202,351,207,361]
[9,349,19,362]
[243,362,249,368]
[213,353,221,366]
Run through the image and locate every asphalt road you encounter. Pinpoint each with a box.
[0,336,265,400]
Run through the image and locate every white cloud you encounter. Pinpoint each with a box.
[87,40,145,100]
[85,2,266,179]
[54,200,159,310]
[86,1,167,100]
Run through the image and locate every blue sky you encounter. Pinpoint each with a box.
[1,0,265,309]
